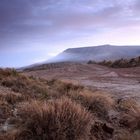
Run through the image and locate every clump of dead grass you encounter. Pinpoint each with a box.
[0,92,28,104]
[0,100,12,124]
[113,128,140,140]
[46,79,84,98]
[0,68,18,79]
[69,90,115,120]
[0,69,85,100]
[116,98,140,140]
[0,69,49,98]
[117,98,139,112]
[14,97,93,140]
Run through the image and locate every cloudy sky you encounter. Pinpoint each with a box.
[0,0,140,67]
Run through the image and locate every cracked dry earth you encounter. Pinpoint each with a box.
[24,63,140,100]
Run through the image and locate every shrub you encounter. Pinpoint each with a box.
[113,129,140,140]
[0,100,12,124]
[71,91,114,120]
[117,98,139,112]
[0,92,28,104]
[15,97,93,140]
[113,130,133,140]
[120,99,140,133]
[91,56,140,68]
[0,69,84,100]
[44,80,84,99]
[48,80,84,93]
[0,68,18,78]
[0,73,49,98]
[87,60,96,64]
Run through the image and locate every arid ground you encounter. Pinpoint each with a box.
[0,65,140,140]
[24,62,140,100]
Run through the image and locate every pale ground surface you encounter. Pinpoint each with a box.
[23,63,140,100]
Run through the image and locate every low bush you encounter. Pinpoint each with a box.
[70,91,114,120]
[0,71,48,98]
[88,56,140,68]
[15,97,93,140]
[0,92,28,104]
[117,98,139,112]
[0,100,12,124]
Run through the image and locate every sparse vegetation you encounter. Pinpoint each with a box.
[0,92,27,104]
[0,68,140,140]
[0,100,12,124]
[69,91,115,120]
[0,69,48,98]
[14,97,93,140]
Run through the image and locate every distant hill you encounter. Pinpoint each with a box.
[20,45,140,71]
[48,45,140,63]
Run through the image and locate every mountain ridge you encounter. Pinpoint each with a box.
[47,45,140,63]
[19,45,140,70]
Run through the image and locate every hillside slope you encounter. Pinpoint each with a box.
[48,45,140,63]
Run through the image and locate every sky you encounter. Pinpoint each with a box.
[0,0,140,67]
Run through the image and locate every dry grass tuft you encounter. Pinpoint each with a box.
[0,130,17,140]
[113,130,133,140]
[117,98,139,112]
[0,68,18,78]
[113,128,140,140]
[119,106,140,129]
[117,101,140,140]
[0,69,83,100]
[0,92,28,104]
[0,69,49,98]
[0,100,12,124]
[46,80,84,98]
[70,91,115,119]
[15,97,93,140]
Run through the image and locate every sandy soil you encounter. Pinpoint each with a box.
[23,63,140,99]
